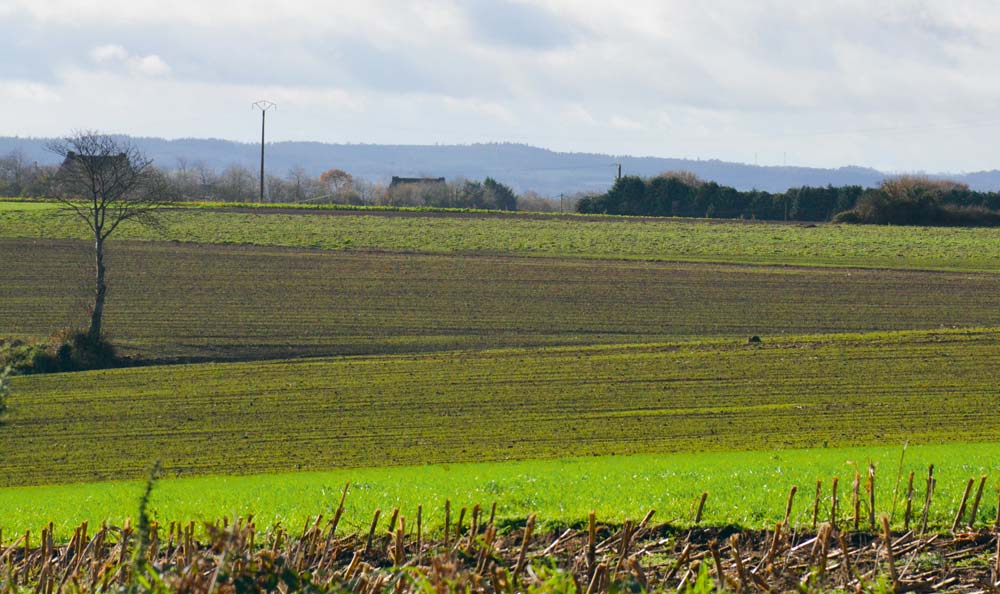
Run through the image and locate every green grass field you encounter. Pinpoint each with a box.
[5,205,1000,271]
[0,200,60,211]
[5,238,1000,361]
[4,328,999,488]
[1,444,997,540]
[4,205,1000,543]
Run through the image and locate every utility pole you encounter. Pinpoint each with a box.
[252,100,277,203]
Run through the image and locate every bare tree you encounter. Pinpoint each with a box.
[880,175,968,200]
[170,157,200,201]
[192,160,218,198]
[0,149,28,196]
[48,132,165,341]
[286,166,312,202]
[352,178,382,205]
[266,174,290,201]
[217,164,254,202]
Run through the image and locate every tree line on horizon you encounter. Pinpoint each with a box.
[577,171,1000,225]
[0,149,557,211]
[7,145,1000,224]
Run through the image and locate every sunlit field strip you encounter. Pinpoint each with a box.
[3,328,999,487]
[1,443,998,540]
[4,206,1000,271]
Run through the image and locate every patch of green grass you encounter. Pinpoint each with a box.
[3,328,1000,487]
[183,200,562,216]
[0,200,59,211]
[6,238,1000,361]
[1,443,997,540]
[4,207,1000,271]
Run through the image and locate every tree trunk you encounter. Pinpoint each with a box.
[89,236,107,340]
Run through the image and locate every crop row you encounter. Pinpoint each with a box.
[5,239,1000,361]
[3,328,999,487]
[4,206,1000,271]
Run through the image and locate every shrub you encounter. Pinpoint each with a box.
[54,329,118,370]
[939,204,1000,226]
[0,365,9,421]
[831,210,863,224]
[515,191,558,212]
[0,330,119,375]
[833,177,1000,227]
[833,193,1000,227]
[0,338,51,374]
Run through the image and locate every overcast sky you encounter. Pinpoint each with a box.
[3,0,1000,172]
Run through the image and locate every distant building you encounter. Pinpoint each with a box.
[58,151,129,175]
[389,176,445,188]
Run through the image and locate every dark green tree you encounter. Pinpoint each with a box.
[483,177,518,211]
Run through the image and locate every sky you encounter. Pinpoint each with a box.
[3,0,1000,172]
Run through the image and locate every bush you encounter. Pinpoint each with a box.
[833,193,1000,227]
[834,176,1000,226]
[0,366,10,421]
[515,191,558,212]
[0,330,119,375]
[831,210,863,224]
[939,204,1000,226]
[0,339,50,374]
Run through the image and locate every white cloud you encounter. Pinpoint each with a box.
[441,96,515,122]
[564,105,597,125]
[252,86,365,112]
[90,44,128,63]
[610,115,642,131]
[4,1,1000,171]
[0,80,60,102]
[131,54,170,76]
[89,44,170,76]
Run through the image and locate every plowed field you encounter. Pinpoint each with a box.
[5,239,1000,361]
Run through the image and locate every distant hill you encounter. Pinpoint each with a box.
[3,136,999,195]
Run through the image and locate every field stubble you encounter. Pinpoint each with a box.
[5,506,1000,593]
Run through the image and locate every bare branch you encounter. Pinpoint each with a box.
[46,131,168,340]
[48,131,166,239]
